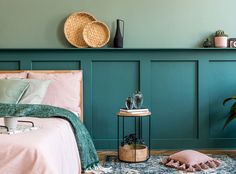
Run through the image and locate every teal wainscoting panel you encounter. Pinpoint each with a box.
[209,60,236,139]
[151,60,198,148]
[0,61,20,70]
[1,49,236,149]
[31,61,81,70]
[92,61,140,149]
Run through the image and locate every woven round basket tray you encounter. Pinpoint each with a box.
[64,12,96,48]
[82,21,110,48]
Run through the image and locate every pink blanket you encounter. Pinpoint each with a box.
[0,117,81,174]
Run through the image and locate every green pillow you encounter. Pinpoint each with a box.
[0,79,29,104]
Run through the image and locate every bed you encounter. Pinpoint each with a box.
[0,70,84,174]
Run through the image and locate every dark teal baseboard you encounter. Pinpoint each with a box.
[0,48,236,150]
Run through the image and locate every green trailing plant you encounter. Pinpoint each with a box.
[215,30,228,37]
[223,96,236,129]
[121,133,145,146]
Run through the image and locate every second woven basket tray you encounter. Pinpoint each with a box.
[82,21,110,48]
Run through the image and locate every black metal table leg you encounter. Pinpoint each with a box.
[122,117,124,147]
[117,116,119,160]
[140,117,142,139]
[149,115,151,159]
[135,117,137,162]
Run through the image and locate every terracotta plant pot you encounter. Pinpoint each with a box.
[119,144,148,162]
[214,36,228,48]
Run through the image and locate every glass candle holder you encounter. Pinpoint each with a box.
[125,96,134,110]
[133,91,143,109]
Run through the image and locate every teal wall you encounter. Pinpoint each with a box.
[1,48,236,150]
[0,0,236,48]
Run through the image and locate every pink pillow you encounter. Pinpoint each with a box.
[0,72,27,79]
[162,150,220,172]
[28,72,82,116]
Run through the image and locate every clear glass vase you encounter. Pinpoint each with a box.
[133,91,143,109]
[125,96,134,110]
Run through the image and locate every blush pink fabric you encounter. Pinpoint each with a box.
[0,72,27,79]
[162,150,221,172]
[0,117,81,174]
[28,72,82,116]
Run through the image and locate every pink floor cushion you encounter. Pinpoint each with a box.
[162,150,221,172]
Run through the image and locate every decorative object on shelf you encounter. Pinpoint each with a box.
[229,38,236,48]
[203,38,213,48]
[114,19,124,48]
[133,90,143,109]
[125,96,133,109]
[214,30,228,48]
[64,12,111,48]
[64,12,96,48]
[82,21,110,48]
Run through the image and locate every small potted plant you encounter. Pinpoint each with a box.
[119,134,148,162]
[214,30,228,48]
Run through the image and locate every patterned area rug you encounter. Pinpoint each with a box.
[103,154,236,174]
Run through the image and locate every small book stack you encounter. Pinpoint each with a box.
[119,108,150,115]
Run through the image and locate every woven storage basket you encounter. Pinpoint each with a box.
[64,12,96,48]
[82,21,110,48]
[119,144,148,162]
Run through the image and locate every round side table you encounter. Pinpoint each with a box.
[117,111,151,163]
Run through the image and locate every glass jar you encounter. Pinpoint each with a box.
[133,91,143,109]
[125,96,134,110]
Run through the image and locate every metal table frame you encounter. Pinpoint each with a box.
[117,112,151,163]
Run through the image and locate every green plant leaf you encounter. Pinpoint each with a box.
[223,103,236,129]
[230,103,236,114]
[223,112,236,129]
[223,96,236,105]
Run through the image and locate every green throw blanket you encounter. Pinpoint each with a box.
[0,103,99,171]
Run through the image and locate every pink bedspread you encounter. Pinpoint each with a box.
[0,117,81,174]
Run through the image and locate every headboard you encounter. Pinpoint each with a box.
[0,70,83,122]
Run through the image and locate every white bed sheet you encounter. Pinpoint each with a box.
[0,117,81,174]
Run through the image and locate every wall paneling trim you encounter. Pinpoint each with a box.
[0,48,236,150]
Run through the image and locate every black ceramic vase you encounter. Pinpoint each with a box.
[114,19,124,48]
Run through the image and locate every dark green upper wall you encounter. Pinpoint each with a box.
[0,0,235,48]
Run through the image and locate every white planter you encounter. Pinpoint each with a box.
[214,36,228,48]
[4,117,18,130]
